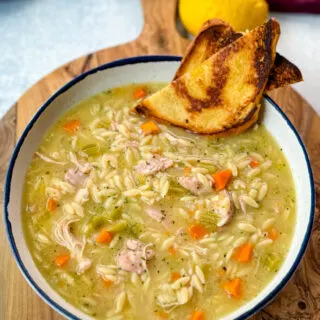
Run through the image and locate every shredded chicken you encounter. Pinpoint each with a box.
[156,285,183,309]
[96,264,127,286]
[145,206,170,228]
[178,176,212,195]
[117,239,154,274]
[145,207,166,223]
[54,216,92,273]
[35,152,66,165]
[65,168,88,187]
[216,191,234,227]
[54,217,83,256]
[69,152,92,173]
[110,122,120,130]
[134,155,173,175]
[74,188,89,204]
[76,258,92,275]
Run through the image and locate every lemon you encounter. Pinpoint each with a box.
[179,0,268,35]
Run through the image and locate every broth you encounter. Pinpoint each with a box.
[22,83,296,319]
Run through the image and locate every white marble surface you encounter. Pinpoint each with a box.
[0,1,319,119]
[271,12,320,114]
[0,0,143,118]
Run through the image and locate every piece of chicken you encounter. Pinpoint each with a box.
[117,239,154,274]
[134,155,173,175]
[65,168,88,187]
[178,176,212,195]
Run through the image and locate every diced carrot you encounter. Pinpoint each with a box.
[47,197,57,212]
[102,276,113,287]
[184,166,192,176]
[188,224,208,240]
[140,120,160,135]
[190,310,205,320]
[223,278,242,298]
[233,243,254,263]
[249,158,260,168]
[212,169,232,191]
[168,246,177,256]
[133,87,147,99]
[63,119,80,134]
[96,229,113,244]
[55,254,70,267]
[155,311,169,318]
[188,210,195,217]
[171,272,181,282]
[267,227,279,241]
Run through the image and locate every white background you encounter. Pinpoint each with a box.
[0,0,319,119]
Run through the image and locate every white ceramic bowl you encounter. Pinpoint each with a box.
[4,56,315,320]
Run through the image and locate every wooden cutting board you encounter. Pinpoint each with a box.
[0,0,319,319]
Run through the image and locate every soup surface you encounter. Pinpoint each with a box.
[23,83,296,320]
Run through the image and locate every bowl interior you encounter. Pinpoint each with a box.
[5,57,314,320]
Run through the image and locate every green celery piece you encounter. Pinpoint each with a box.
[261,253,282,272]
[84,215,109,235]
[198,211,218,232]
[106,220,128,232]
[81,144,101,156]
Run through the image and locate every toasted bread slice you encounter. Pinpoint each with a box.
[174,19,302,91]
[135,20,280,135]
[174,19,241,79]
[173,19,261,135]
[266,53,303,90]
[174,19,241,80]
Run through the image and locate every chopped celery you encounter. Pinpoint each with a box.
[198,163,216,172]
[168,180,186,194]
[84,205,122,234]
[85,214,127,234]
[96,120,110,129]
[85,202,121,220]
[198,211,218,232]
[81,144,101,156]
[84,215,109,235]
[107,207,121,220]
[169,186,186,193]
[85,203,106,215]
[261,253,282,272]
[128,219,145,237]
[106,220,128,232]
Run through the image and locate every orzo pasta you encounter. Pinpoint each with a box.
[23,83,296,319]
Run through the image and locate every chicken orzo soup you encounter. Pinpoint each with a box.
[23,83,296,319]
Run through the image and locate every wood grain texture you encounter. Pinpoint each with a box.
[0,0,319,319]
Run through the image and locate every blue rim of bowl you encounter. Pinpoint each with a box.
[4,55,315,320]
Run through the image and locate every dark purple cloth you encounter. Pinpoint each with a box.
[268,0,320,13]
